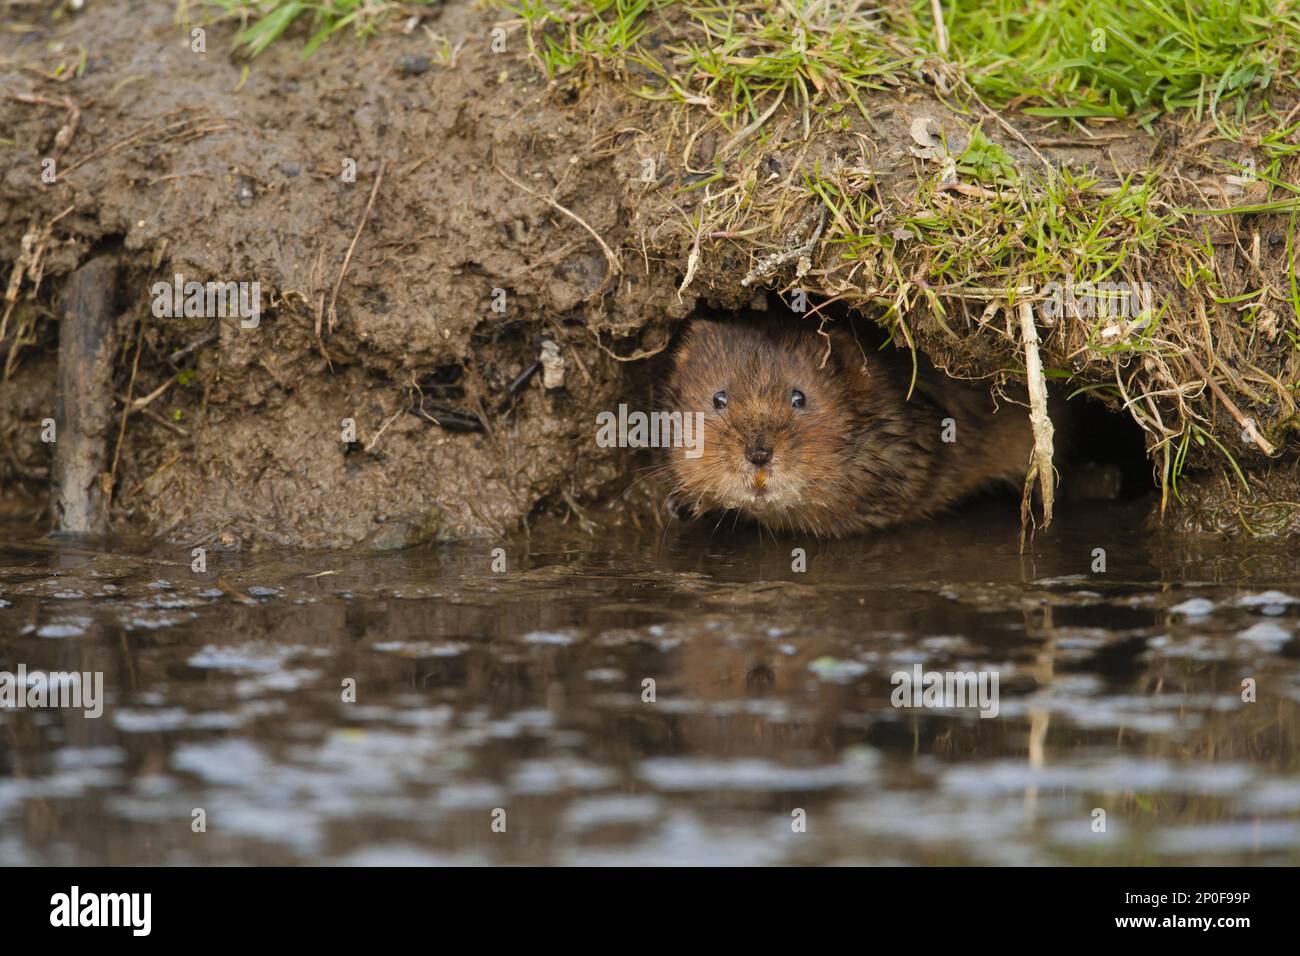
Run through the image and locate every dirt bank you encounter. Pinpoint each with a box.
[2,1,1298,547]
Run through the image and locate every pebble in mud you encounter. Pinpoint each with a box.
[234,176,257,207]
[398,54,431,76]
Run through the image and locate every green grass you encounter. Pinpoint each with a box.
[200,0,1300,127]
[513,0,916,128]
[187,1,439,58]
[901,0,1300,126]
[193,0,1300,126]
[513,0,1300,127]
[812,157,1169,319]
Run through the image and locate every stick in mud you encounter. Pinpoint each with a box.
[52,254,119,534]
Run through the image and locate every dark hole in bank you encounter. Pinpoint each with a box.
[661,291,1156,506]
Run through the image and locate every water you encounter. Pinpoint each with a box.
[2,498,1298,865]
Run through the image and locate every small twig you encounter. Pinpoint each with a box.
[363,405,405,453]
[168,330,217,364]
[124,453,181,502]
[117,399,190,437]
[937,181,1002,201]
[1018,298,1055,551]
[1185,351,1277,456]
[126,373,179,412]
[494,162,622,298]
[1,205,75,346]
[327,160,386,334]
[8,92,80,162]
[930,0,949,55]
[718,88,786,157]
[677,222,704,302]
[741,203,827,288]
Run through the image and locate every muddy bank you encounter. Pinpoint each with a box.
[1,1,1298,547]
[2,1,687,547]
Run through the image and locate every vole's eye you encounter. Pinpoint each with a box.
[790,389,806,409]
[712,390,728,410]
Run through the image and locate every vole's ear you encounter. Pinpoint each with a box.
[820,328,863,375]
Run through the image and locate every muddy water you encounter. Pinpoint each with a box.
[1,500,1298,865]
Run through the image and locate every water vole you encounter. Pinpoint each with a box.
[662,319,1039,536]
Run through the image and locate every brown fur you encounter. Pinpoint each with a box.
[662,319,1037,537]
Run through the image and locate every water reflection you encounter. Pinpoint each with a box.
[1,499,1297,864]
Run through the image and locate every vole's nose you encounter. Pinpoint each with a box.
[745,445,772,466]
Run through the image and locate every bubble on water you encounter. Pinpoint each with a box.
[1151,822,1300,855]
[114,708,240,732]
[560,810,793,866]
[188,643,323,672]
[1047,817,1126,846]
[582,668,624,682]
[1170,598,1216,617]
[808,656,869,683]
[1055,628,1110,650]
[173,738,271,785]
[638,752,877,792]
[53,747,126,769]
[941,758,1253,796]
[52,589,86,600]
[1243,779,1300,813]
[373,640,470,658]
[36,617,90,638]
[234,669,321,698]
[510,757,617,795]
[390,705,455,729]
[522,630,574,646]
[920,635,970,652]
[477,708,556,740]
[206,799,324,854]
[1149,634,1229,661]
[335,845,485,866]
[150,594,200,609]
[563,794,661,831]
[1237,621,1292,649]
[124,612,188,631]
[247,586,280,598]
[1235,590,1298,615]
[435,782,506,809]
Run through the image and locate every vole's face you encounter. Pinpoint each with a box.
[665,321,851,522]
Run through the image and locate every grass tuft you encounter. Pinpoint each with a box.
[185,0,439,58]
